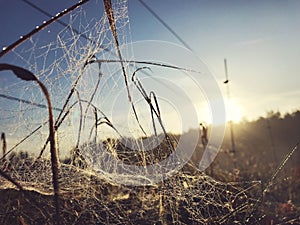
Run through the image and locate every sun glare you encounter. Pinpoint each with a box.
[195,98,242,126]
[226,98,242,123]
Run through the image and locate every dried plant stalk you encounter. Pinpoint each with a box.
[0,63,60,224]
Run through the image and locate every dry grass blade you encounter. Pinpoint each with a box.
[246,140,300,222]
[55,53,96,131]
[0,168,23,190]
[130,67,176,151]
[74,90,83,151]
[1,132,6,158]
[0,0,91,58]
[0,63,61,225]
[0,123,46,161]
[0,64,36,81]
[82,59,102,130]
[103,0,131,101]
[97,119,122,138]
[137,0,193,52]
[130,67,151,135]
[0,93,62,111]
[89,59,202,73]
[21,0,110,53]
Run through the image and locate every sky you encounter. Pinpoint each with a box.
[128,0,300,121]
[0,0,300,153]
[1,0,299,122]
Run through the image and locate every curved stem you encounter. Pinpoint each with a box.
[37,80,60,224]
[1,63,60,224]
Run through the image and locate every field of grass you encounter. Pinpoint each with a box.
[1,111,299,225]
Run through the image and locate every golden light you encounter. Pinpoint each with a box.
[225,98,242,123]
[195,98,242,126]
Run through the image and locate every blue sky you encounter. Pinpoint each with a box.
[128,0,300,121]
[1,0,300,122]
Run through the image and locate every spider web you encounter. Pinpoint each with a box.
[0,0,292,224]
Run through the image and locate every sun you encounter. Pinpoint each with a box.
[225,98,242,123]
[195,98,243,125]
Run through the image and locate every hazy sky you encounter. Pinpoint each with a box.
[128,0,300,121]
[1,0,300,123]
